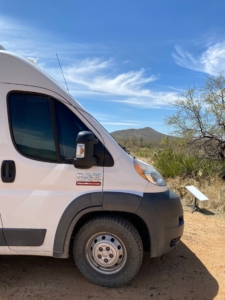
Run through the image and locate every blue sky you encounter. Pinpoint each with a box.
[1,1,225,133]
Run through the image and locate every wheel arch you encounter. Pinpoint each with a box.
[53,209,150,258]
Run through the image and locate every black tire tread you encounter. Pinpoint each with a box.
[73,214,143,287]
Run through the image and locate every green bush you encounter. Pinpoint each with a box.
[153,148,224,179]
[153,148,181,177]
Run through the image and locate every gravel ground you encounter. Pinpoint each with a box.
[0,208,224,300]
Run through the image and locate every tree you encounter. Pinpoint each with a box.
[166,74,225,160]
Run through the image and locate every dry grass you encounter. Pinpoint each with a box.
[166,176,225,213]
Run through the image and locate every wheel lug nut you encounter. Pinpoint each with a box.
[104,258,108,263]
[99,247,103,251]
[106,247,110,251]
[109,254,113,258]
[98,254,102,259]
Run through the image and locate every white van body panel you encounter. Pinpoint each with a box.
[0,82,104,254]
[0,213,9,254]
[103,153,167,195]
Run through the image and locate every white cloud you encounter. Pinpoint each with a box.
[90,113,119,121]
[173,42,225,75]
[0,15,178,109]
[87,112,142,128]
[111,92,178,108]
[101,122,140,126]
[44,57,178,108]
[167,85,185,92]
[0,15,105,60]
[63,60,157,98]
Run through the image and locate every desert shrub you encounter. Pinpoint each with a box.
[198,159,222,178]
[155,150,181,177]
[153,147,225,179]
[153,148,198,178]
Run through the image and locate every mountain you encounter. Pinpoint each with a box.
[111,127,171,144]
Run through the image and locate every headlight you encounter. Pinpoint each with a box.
[134,158,166,186]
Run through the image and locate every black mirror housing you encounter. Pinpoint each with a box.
[73,131,98,169]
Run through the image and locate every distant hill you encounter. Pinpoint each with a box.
[111,127,172,145]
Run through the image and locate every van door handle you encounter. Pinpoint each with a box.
[1,160,16,183]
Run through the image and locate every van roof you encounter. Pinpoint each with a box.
[0,50,84,110]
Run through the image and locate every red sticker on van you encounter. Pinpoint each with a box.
[76,181,101,186]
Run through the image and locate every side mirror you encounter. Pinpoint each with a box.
[73,131,98,169]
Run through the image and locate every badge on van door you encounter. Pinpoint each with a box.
[76,173,102,186]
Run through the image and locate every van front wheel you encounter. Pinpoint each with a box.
[73,215,143,287]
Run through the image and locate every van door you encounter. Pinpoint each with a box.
[0,91,103,254]
[0,214,9,252]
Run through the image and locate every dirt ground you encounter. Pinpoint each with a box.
[0,206,224,300]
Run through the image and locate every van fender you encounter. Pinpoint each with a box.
[53,191,143,258]
[53,192,102,258]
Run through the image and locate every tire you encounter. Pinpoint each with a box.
[73,214,143,287]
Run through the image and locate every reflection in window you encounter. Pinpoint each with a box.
[9,93,57,162]
[55,101,89,161]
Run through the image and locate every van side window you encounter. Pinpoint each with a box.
[55,100,89,161]
[8,93,57,162]
[8,92,113,166]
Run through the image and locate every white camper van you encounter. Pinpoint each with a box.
[0,50,184,287]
